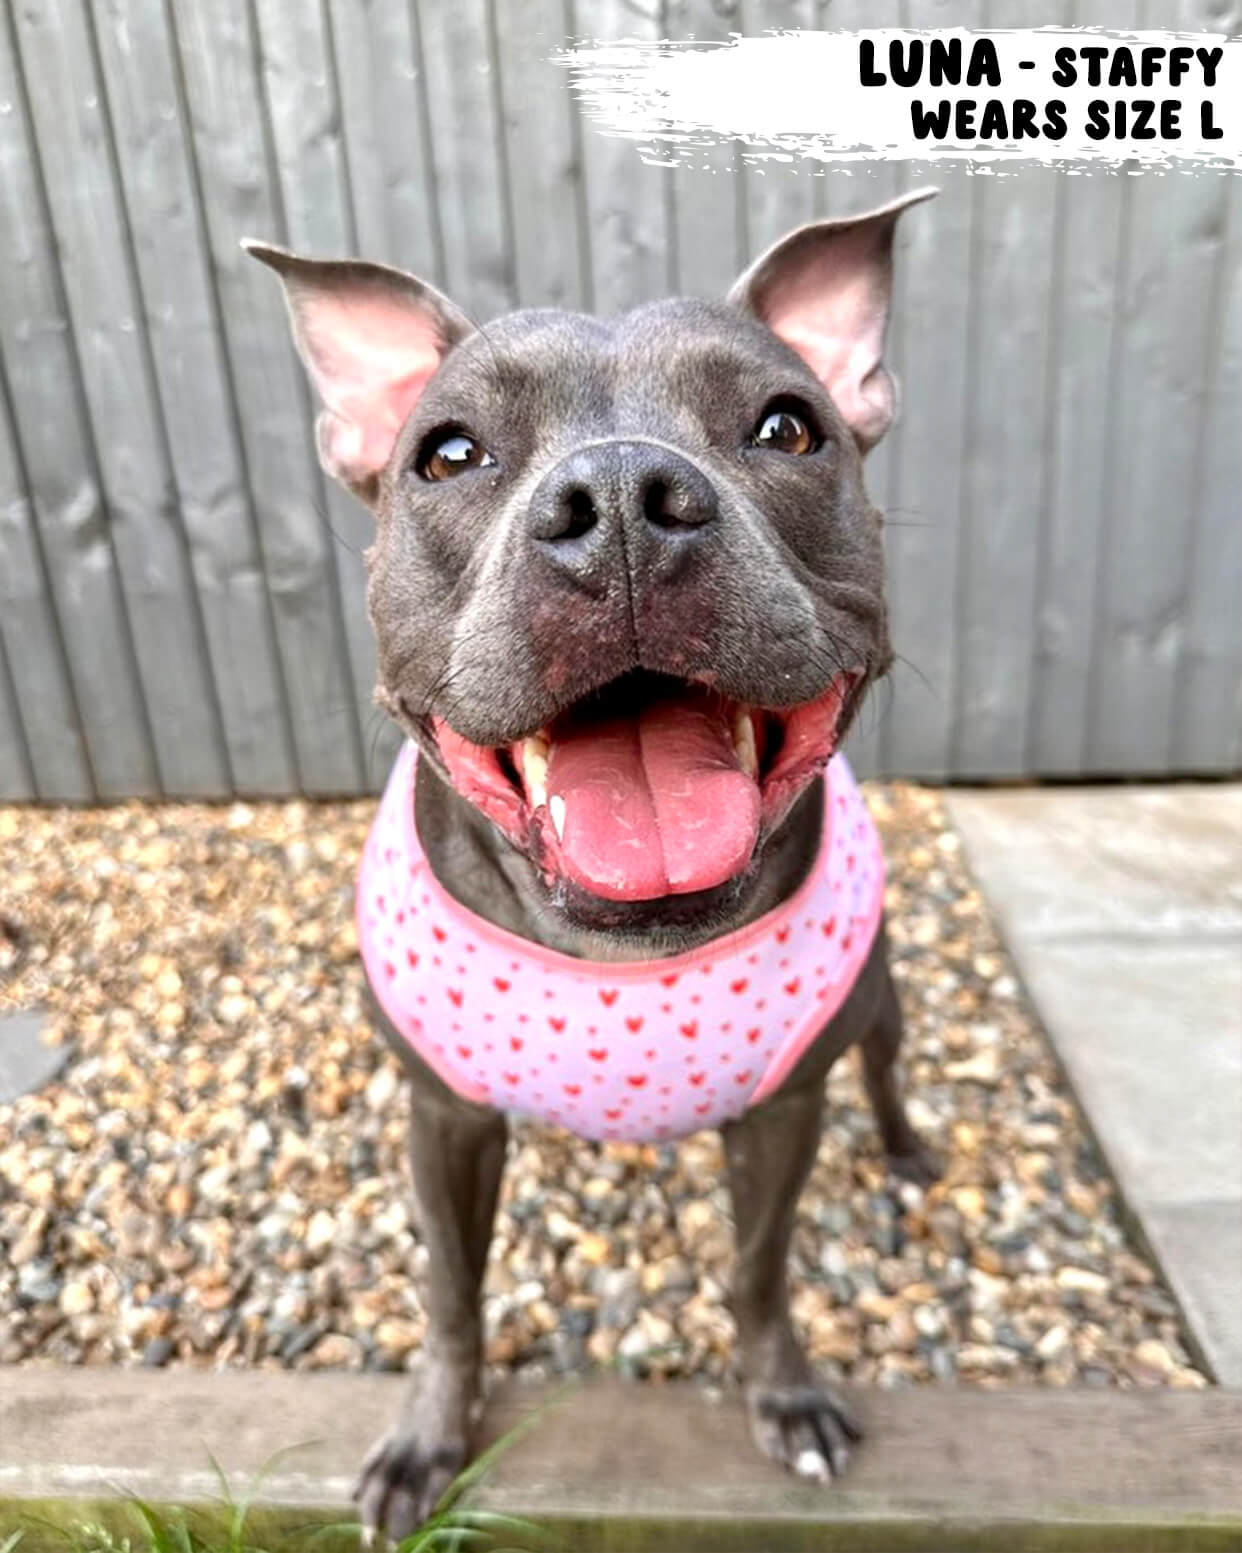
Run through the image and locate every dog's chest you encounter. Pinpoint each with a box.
[358,744,884,1141]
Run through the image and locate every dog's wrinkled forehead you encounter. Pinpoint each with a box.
[401,299,830,463]
[245,189,935,503]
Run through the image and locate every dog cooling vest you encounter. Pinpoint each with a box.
[358,742,883,1142]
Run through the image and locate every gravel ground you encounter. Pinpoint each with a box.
[0,787,1207,1391]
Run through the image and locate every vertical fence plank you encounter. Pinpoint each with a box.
[739,0,819,255]
[950,1,1063,779]
[1025,0,1137,776]
[173,0,366,795]
[664,0,746,299]
[12,0,231,797]
[0,614,34,803]
[816,0,906,780]
[493,0,592,312]
[1085,0,1236,775]
[1171,176,1242,773]
[253,0,387,784]
[414,0,517,323]
[872,0,977,781]
[571,0,673,313]
[90,0,298,796]
[326,0,442,282]
[0,347,92,802]
[0,3,156,799]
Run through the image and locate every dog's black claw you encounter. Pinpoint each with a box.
[886,1143,941,1188]
[354,1435,466,1544]
[749,1381,864,1482]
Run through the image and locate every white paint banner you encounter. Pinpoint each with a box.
[559,29,1241,171]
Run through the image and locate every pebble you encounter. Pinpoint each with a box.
[1056,1266,1112,1297]
[59,1280,95,1317]
[0,784,1207,1393]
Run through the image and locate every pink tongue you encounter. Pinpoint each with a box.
[543,688,761,901]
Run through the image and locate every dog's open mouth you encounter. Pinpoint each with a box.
[430,669,857,903]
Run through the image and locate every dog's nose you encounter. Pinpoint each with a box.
[528,441,717,591]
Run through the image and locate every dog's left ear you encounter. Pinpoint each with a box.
[243,241,474,505]
[728,188,937,454]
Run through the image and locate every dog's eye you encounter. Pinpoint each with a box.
[752,406,817,455]
[418,430,497,481]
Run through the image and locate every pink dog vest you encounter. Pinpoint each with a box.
[358,743,883,1142]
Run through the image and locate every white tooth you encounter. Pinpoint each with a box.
[549,793,566,841]
[732,708,758,779]
[522,735,549,809]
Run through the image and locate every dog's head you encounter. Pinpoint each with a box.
[248,191,932,933]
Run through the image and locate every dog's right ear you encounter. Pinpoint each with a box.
[243,242,473,506]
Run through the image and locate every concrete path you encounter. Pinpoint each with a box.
[945,784,1242,1386]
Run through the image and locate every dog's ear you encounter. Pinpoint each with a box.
[728,188,936,453]
[243,242,473,505]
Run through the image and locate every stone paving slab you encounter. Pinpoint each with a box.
[944,784,1242,940]
[2,1370,1241,1551]
[946,784,1242,1385]
[0,1009,66,1104]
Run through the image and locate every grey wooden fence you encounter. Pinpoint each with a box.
[0,0,1239,801]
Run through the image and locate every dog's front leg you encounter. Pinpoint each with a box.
[355,1080,508,1540]
[723,1080,862,1482]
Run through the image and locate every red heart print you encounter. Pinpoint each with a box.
[494,977,510,993]
[680,1021,698,1039]
[775,925,791,944]
[625,1015,644,1033]
[549,1015,566,1032]
[432,924,446,943]
[735,1069,753,1086]
[510,1036,523,1052]
[695,1102,711,1116]
[822,916,837,937]
[503,1071,519,1086]
[383,960,396,980]
[689,1071,706,1087]
[747,1027,761,1044]
[627,1074,648,1089]
[406,949,419,968]
[599,988,619,1007]
[589,1048,608,1062]
[456,1044,472,1060]
[447,987,463,1007]
[842,934,853,952]
[563,1084,581,1098]
[605,1108,623,1121]
[660,973,679,988]
[730,978,748,995]
[783,978,800,996]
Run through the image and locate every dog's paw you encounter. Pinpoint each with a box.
[886,1141,941,1188]
[353,1429,467,1543]
[747,1382,864,1482]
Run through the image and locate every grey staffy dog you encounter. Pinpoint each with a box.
[247,186,938,1538]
